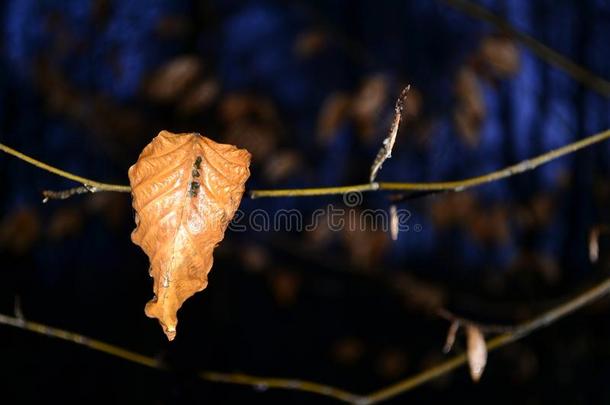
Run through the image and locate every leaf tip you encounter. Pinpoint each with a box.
[164,326,177,341]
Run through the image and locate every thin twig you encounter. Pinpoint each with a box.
[199,371,363,403]
[0,313,161,369]
[13,296,24,321]
[361,276,610,404]
[42,185,98,203]
[1,129,609,200]
[370,85,410,183]
[438,308,514,334]
[0,312,363,403]
[0,143,131,193]
[442,0,610,97]
[2,276,610,404]
[388,190,449,204]
[250,128,610,197]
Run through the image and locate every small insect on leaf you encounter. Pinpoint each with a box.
[129,130,251,340]
[466,325,487,382]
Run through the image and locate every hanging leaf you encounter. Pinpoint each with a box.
[465,325,487,382]
[129,130,251,340]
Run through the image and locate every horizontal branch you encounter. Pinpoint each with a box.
[361,275,610,404]
[0,143,131,193]
[2,275,610,404]
[200,371,362,403]
[0,313,160,369]
[2,129,608,200]
[250,128,610,197]
[442,0,610,97]
[0,312,362,403]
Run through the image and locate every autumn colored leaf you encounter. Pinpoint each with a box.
[129,130,251,340]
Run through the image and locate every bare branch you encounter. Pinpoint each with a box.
[362,276,610,404]
[42,185,98,203]
[250,128,610,197]
[2,130,610,200]
[13,295,24,321]
[0,312,160,369]
[0,311,363,403]
[199,371,363,403]
[3,276,610,404]
[442,0,610,97]
[438,308,513,334]
[0,143,131,196]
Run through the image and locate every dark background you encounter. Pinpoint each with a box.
[1,0,610,403]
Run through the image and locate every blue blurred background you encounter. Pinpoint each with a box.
[0,0,609,403]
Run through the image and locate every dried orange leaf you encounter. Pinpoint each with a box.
[129,130,251,340]
[465,325,487,382]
